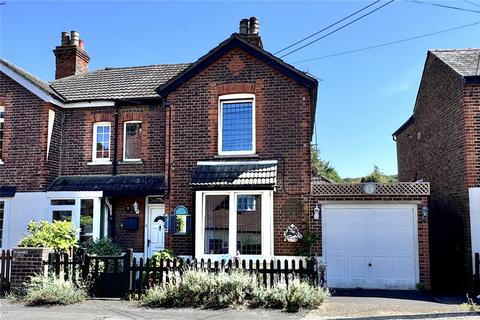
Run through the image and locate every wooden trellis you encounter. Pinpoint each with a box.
[311,179,430,196]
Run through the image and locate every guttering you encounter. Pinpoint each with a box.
[392,115,414,141]
[62,100,116,108]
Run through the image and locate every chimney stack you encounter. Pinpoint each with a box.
[53,31,90,80]
[237,17,263,49]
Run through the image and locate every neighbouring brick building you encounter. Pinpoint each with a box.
[394,49,480,293]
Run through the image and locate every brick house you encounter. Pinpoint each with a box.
[0,18,317,261]
[393,49,480,292]
[0,18,432,290]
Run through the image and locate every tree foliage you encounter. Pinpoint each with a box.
[311,145,341,182]
[347,165,397,183]
[18,220,78,253]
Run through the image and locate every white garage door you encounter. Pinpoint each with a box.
[323,204,418,290]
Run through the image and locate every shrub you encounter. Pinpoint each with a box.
[83,237,122,256]
[18,220,78,253]
[140,269,328,311]
[23,274,86,306]
[151,249,176,261]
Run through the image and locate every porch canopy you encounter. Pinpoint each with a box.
[48,175,165,196]
[191,160,277,189]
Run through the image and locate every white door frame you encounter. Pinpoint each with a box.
[144,202,166,257]
[321,203,419,289]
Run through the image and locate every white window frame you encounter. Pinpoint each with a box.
[123,121,142,162]
[195,190,273,260]
[92,122,111,164]
[47,191,103,241]
[0,106,4,164]
[218,94,256,156]
[0,198,10,249]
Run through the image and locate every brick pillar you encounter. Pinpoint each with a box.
[10,248,53,292]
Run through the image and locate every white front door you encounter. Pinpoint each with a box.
[323,204,418,289]
[147,206,165,257]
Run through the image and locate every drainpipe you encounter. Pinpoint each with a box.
[112,105,119,175]
[163,99,172,198]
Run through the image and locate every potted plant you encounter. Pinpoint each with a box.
[284,224,303,243]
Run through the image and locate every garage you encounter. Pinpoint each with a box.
[322,204,419,290]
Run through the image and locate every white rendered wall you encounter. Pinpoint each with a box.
[5,192,49,248]
[470,187,480,272]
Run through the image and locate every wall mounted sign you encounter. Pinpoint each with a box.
[174,205,188,215]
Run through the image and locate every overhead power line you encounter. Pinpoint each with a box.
[279,0,395,59]
[464,0,480,8]
[291,20,480,64]
[274,0,381,55]
[407,0,480,14]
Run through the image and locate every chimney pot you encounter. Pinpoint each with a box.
[70,31,80,46]
[249,17,259,35]
[239,18,249,34]
[61,31,70,46]
[79,39,85,49]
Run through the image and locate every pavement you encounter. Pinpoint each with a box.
[0,290,479,320]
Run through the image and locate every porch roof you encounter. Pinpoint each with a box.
[48,175,165,196]
[191,161,277,189]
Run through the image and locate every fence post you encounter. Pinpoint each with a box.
[126,249,134,293]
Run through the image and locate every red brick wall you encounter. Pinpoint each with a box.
[0,72,57,191]
[10,248,53,292]
[112,196,146,252]
[395,53,472,292]
[309,195,430,290]
[165,47,312,256]
[60,104,165,175]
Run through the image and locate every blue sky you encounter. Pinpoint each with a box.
[1,1,479,178]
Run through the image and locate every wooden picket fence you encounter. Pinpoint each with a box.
[0,249,12,296]
[46,249,323,298]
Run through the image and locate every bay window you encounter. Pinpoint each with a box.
[218,94,255,155]
[195,190,272,259]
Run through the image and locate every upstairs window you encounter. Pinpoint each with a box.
[219,94,255,155]
[92,122,111,163]
[124,121,142,161]
[0,106,4,163]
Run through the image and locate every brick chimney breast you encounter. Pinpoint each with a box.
[53,31,90,80]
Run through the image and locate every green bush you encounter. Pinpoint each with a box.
[84,237,122,256]
[18,220,78,253]
[140,269,328,311]
[23,274,86,306]
[151,249,176,261]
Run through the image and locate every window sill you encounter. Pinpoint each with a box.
[87,161,112,166]
[173,233,190,236]
[0,160,4,165]
[119,160,143,165]
[214,154,259,159]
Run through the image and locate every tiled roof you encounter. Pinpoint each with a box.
[48,175,165,196]
[51,63,191,102]
[0,58,62,99]
[191,161,277,188]
[431,49,480,76]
